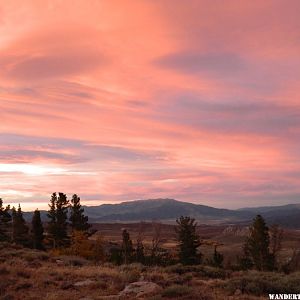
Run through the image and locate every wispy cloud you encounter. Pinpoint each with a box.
[1,0,300,209]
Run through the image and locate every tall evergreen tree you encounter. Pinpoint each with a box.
[136,222,145,263]
[243,215,273,271]
[47,193,58,248]
[136,238,145,264]
[69,194,90,232]
[56,192,69,246]
[175,216,201,265]
[122,229,133,264]
[47,192,69,248]
[12,204,29,246]
[269,224,283,269]
[0,198,11,242]
[31,209,44,249]
[212,245,224,268]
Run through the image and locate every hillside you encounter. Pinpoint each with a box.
[22,198,300,228]
[83,198,252,223]
[23,198,252,223]
[239,203,300,213]
[240,203,300,228]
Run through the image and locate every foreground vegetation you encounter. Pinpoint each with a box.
[2,243,300,300]
[1,193,300,299]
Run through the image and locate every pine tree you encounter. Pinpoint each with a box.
[69,194,90,232]
[150,222,163,264]
[136,238,145,264]
[269,224,283,269]
[175,216,201,265]
[92,235,105,262]
[47,193,58,248]
[47,192,69,248]
[122,229,133,264]
[56,192,69,247]
[238,242,253,270]
[136,222,145,263]
[243,215,273,271]
[212,245,224,268]
[31,209,44,249]
[0,198,11,242]
[11,206,17,239]
[12,204,29,246]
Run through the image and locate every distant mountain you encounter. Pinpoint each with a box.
[239,203,300,228]
[239,203,300,213]
[22,199,300,228]
[82,198,252,223]
[23,198,252,223]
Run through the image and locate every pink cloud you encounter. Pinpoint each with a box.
[1,1,300,210]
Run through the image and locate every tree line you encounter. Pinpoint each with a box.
[0,193,90,249]
[0,194,284,271]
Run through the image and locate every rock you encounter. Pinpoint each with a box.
[74,279,96,287]
[56,259,64,266]
[234,289,242,296]
[61,282,73,290]
[119,281,162,298]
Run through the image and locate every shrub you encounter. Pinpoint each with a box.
[197,266,228,279]
[15,282,32,290]
[165,264,190,275]
[55,255,90,266]
[162,284,194,298]
[16,270,31,278]
[119,262,144,273]
[0,267,9,275]
[165,264,228,279]
[223,271,300,296]
[21,250,49,262]
[119,265,141,283]
[144,270,168,286]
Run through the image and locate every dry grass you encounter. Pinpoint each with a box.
[0,251,289,300]
[1,224,300,300]
[0,245,228,300]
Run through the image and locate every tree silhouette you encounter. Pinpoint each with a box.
[269,224,283,269]
[135,222,145,263]
[136,239,145,264]
[12,204,29,246]
[175,216,201,265]
[0,198,11,242]
[92,235,105,262]
[122,229,133,264]
[47,192,69,248]
[212,245,224,268]
[243,215,273,271]
[69,194,90,232]
[150,221,163,264]
[31,209,44,249]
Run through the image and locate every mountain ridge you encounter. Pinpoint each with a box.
[21,198,300,228]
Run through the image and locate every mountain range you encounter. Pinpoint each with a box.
[23,198,300,228]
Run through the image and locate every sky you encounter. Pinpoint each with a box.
[1,0,300,210]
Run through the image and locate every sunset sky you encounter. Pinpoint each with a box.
[1,0,300,210]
